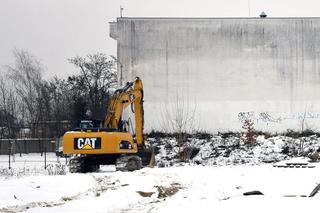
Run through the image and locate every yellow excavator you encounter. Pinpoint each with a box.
[63,77,155,172]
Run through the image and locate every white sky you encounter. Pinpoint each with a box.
[1,0,320,79]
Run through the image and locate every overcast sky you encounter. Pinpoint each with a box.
[1,0,320,79]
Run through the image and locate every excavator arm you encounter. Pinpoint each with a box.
[104,77,144,145]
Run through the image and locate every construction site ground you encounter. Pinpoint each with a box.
[0,153,319,213]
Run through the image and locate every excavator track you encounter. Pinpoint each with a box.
[115,155,142,171]
[69,156,100,173]
[69,157,83,173]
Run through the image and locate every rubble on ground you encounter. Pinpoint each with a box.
[148,133,320,167]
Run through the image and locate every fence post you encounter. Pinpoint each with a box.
[24,139,27,154]
[12,140,15,162]
[39,138,43,156]
[44,143,47,170]
[16,139,22,157]
[8,141,12,169]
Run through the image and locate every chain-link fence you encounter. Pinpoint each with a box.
[0,138,69,174]
[0,138,56,155]
[0,138,56,170]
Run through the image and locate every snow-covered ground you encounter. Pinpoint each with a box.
[0,135,320,212]
[0,163,319,213]
[0,153,66,178]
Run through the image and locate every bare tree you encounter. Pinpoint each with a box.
[0,74,19,138]
[6,49,44,125]
[68,53,117,119]
[160,94,199,161]
[161,94,198,134]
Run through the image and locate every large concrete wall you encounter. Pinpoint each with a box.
[110,17,320,133]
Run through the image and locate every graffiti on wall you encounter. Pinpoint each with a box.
[238,111,255,123]
[238,111,320,125]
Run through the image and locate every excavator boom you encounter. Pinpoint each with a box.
[104,77,144,145]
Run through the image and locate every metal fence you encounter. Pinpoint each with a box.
[0,138,56,155]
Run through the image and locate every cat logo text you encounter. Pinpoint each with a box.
[74,137,101,150]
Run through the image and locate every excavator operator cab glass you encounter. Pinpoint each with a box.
[79,120,94,129]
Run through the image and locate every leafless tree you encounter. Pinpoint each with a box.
[68,53,117,119]
[161,94,198,134]
[160,94,199,161]
[0,74,19,138]
[1,51,117,139]
[6,49,44,125]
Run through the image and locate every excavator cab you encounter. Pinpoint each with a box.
[79,120,94,129]
[72,120,104,131]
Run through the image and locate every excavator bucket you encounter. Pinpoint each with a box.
[147,149,156,167]
[115,148,156,171]
[138,147,156,168]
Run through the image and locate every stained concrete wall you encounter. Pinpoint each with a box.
[110,17,320,133]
